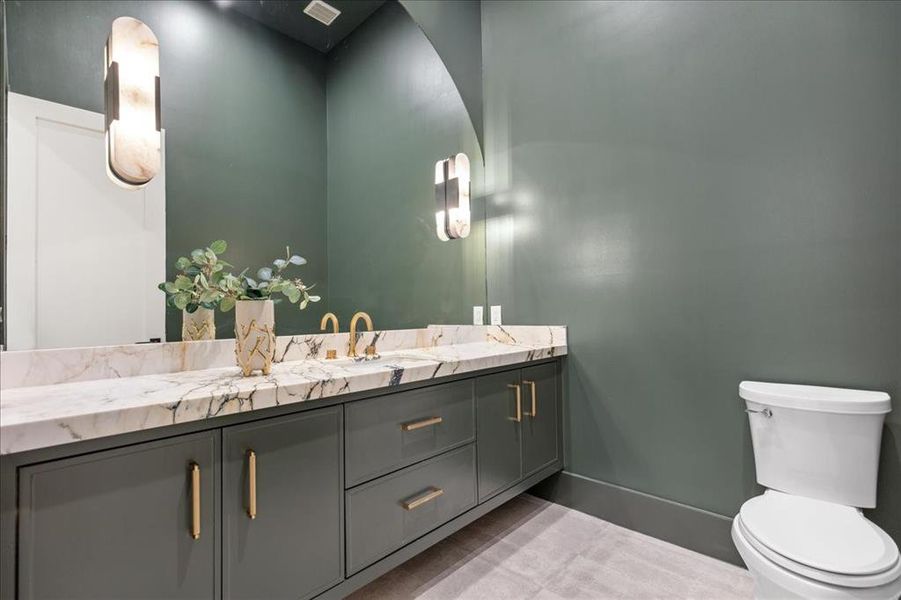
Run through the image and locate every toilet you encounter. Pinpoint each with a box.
[733,381,901,600]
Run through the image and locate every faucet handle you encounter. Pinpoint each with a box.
[365,345,378,359]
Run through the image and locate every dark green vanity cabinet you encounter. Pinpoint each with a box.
[477,363,560,502]
[17,431,219,600]
[222,408,343,600]
[3,359,562,600]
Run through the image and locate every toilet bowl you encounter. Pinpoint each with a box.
[735,381,899,600]
[732,491,901,599]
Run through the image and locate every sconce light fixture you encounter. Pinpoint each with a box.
[434,153,471,241]
[104,17,161,189]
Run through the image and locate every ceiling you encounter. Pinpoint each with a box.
[229,0,387,53]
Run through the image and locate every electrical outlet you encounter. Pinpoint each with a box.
[490,305,502,325]
[473,306,484,325]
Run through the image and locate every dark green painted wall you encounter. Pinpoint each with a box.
[399,0,483,151]
[326,2,485,330]
[482,0,901,543]
[5,0,328,340]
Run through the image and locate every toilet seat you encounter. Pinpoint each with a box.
[737,491,901,588]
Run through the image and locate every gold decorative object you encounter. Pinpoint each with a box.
[234,300,276,377]
[182,307,215,341]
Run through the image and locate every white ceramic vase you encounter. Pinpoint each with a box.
[234,299,275,376]
[182,307,215,341]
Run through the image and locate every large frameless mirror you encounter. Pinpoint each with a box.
[0,0,485,350]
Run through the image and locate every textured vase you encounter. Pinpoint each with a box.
[234,300,275,376]
[182,307,215,341]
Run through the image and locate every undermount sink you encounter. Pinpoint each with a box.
[328,351,433,369]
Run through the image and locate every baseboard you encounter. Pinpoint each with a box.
[530,471,745,567]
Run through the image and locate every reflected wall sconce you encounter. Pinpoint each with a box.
[104,17,161,189]
[434,153,471,241]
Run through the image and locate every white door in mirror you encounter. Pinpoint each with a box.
[7,93,166,350]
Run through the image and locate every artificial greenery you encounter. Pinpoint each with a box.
[160,243,320,313]
[220,246,320,311]
[158,240,231,313]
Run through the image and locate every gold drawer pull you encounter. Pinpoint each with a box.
[403,487,444,511]
[401,416,443,431]
[190,463,201,540]
[508,383,522,422]
[247,450,257,520]
[523,380,537,417]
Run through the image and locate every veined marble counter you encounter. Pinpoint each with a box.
[0,325,566,455]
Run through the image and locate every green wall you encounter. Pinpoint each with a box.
[399,0,483,150]
[482,0,901,542]
[326,1,485,330]
[5,0,328,340]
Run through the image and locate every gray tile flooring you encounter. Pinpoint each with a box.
[348,494,754,600]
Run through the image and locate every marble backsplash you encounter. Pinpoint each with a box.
[1,325,566,390]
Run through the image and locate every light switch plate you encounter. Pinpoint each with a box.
[490,305,502,325]
[473,306,484,325]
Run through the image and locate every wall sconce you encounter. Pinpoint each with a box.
[434,153,471,241]
[104,17,161,189]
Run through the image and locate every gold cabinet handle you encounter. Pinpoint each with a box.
[401,416,443,431]
[247,450,257,520]
[402,487,444,511]
[190,463,201,540]
[508,383,522,422]
[523,380,537,417]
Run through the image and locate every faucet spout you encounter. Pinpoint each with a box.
[320,312,339,334]
[348,311,374,358]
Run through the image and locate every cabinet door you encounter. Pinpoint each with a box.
[18,431,219,600]
[223,407,343,600]
[476,370,523,502]
[521,362,560,476]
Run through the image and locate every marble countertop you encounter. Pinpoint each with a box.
[1,326,566,455]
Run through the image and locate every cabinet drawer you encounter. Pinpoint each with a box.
[346,444,477,574]
[345,380,474,486]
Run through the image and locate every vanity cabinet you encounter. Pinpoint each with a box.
[222,407,343,600]
[4,358,562,600]
[476,363,560,502]
[17,431,219,600]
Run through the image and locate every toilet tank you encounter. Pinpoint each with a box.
[740,381,891,508]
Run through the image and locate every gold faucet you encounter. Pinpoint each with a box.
[348,311,375,358]
[320,313,340,359]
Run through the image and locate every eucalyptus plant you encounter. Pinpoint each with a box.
[158,240,231,313]
[217,246,321,312]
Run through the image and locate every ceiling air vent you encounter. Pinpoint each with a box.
[303,0,341,26]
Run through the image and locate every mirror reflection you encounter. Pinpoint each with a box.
[1,0,485,350]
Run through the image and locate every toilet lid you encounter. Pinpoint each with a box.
[740,491,898,576]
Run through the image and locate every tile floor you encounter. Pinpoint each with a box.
[348,494,754,600]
